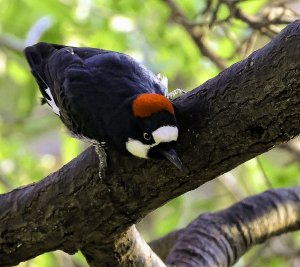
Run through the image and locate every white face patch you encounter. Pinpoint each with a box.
[45,88,60,115]
[152,126,178,144]
[125,125,178,159]
[126,138,151,159]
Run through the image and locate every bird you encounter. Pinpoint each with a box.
[24,42,185,171]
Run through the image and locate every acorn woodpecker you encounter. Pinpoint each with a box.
[24,42,184,171]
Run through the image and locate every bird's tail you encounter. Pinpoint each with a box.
[24,42,58,69]
[24,43,58,91]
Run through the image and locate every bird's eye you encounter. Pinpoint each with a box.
[143,132,151,140]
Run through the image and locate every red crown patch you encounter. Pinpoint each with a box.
[132,93,174,118]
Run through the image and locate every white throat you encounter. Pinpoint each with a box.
[125,125,178,159]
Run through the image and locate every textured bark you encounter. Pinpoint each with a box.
[166,187,300,267]
[0,148,101,265]
[82,225,166,267]
[0,21,299,266]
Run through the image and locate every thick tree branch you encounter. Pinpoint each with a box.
[166,187,300,267]
[148,187,300,266]
[0,21,300,266]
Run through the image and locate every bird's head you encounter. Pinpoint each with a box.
[123,93,184,171]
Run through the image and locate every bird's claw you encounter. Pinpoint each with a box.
[94,144,107,180]
[168,88,186,100]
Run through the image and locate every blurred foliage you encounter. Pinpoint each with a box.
[0,0,299,266]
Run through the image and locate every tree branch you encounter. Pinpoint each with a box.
[279,142,300,164]
[0,21,300,266]
[166,187,300,267]
[148,187,300,266]
[0,34,24,52]
[149,229,183,262]
[82,225,166,267]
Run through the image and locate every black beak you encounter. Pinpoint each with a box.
[158,148,186,172]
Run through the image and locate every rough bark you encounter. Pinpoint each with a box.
[82,225,166,267]
[0,21,299,266]
[149,230,183,262]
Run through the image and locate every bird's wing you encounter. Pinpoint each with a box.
[24,42,167,140]
[24,43,61,114]
[24,43,103,130]
[24,43,107,113]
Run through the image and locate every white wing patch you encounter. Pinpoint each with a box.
[45,88,60,115]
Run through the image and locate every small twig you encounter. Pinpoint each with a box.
[217,172,247,201]
[279,142,300,165]
[24,16,53,46]
[242,31,259,58]
[0,174,13,190]
[0,16,53,52]
[201,0,213,15]
[223,0,295,38]
[256,157,273,189]
[209,0,222,28]
[0,34,23,52]
[162,0,228,70]
[162,0,294,71]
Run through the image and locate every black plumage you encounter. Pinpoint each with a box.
[25,44,165,142]
[24,42,184,170]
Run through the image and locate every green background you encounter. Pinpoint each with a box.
[0,0,299,266]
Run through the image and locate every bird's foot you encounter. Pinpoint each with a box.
[168,88,186,100]
[94,144,107,180]
[156,73,186,100]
